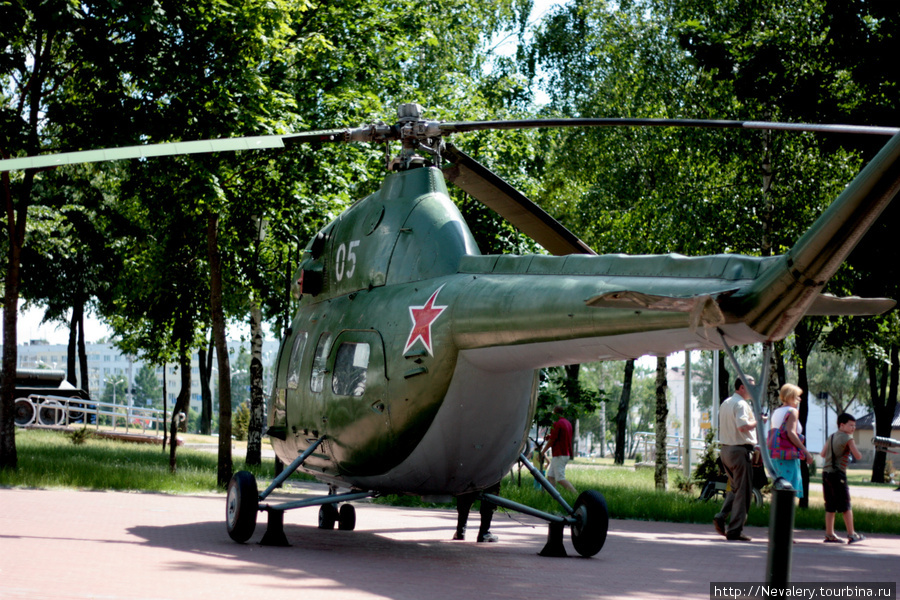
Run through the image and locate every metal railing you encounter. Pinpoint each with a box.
[632,431,709,468]
[14,394,165,435]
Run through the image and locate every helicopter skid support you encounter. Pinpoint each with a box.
[481,493,572,525]
[257,491,374,546]
[258,436,326,502]
[513,451,575,558]
[516,452,575,515]
[716,332,796,586]
[260,490,374,513]
[481,493,573,557]
[482,453,609,558]
[259,509,289,546]
[228,435,373,545]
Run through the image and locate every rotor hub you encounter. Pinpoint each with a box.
[392,103,443,171]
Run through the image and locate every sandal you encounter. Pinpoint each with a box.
[847,532,866,544]
[823,534,844,543]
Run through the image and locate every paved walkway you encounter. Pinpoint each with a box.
[848,483,900,504]
[1,486,898,600]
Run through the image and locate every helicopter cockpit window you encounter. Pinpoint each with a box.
[332,343,369,397]
[286,332,308,390]
[310,332,332,393]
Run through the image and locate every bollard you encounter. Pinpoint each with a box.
[766,486,796,585]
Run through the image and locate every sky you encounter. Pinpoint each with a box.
[15,301,112,345]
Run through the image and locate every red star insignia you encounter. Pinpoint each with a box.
[404,285,448,356]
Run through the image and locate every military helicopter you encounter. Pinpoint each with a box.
[3,104,899,558]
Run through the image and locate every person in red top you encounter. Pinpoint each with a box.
[542,406,577,493]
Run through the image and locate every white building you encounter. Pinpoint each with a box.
[17,338,280,413]
[666,363,707,442]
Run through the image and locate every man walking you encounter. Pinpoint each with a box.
[714,377,758,542]
[543,406,577,493]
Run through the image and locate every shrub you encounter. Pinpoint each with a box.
[68,427,93,445]
[232,401,250,441]
[673,471,694,494]
[692,429,720,485]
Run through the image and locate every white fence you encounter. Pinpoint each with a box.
[13,394,165,435]
[633,431,709,468]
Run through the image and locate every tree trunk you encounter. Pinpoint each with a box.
[162,364,168,451]
[869,346,899,483]
[797,356,811,508]
[654,356,669,490]
[1,170,31,471]
[614,359,635,465]
[246,301,265,466]
[793,318,822,508]
[77,309,89,397]
[67,304,80,387]
[766,347,782,413]
[198,333,213,435]
[168,344,192,472]
[208,213,233,488]
[563,363,581,456]
[717,351,729,403]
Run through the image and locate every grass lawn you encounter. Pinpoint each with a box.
[3,429,899,536]
[0,428,284,493]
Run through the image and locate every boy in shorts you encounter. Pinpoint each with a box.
[820,413,864,544]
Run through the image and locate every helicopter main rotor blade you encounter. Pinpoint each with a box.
[5,109,898,173]
[435,118,900,137]
[0,127,369,172]
[441,142,595,256]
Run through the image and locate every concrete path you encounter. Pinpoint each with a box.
[2,487,898,600]
[848,483,900,504]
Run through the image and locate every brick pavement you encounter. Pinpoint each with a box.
[1,487,898,600]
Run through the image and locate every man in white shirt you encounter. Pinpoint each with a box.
[714,376,758,541]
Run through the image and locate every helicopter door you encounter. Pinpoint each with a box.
[269,329,308,433]
[320,330,391,474]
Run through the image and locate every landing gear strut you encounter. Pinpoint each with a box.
[483,452,610,558]
[225,436,373,545]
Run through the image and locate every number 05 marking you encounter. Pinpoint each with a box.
[335,240,360,281]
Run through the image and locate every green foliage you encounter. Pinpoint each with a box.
[806,347,870,414]
[68,427,94,446]
[100,375,128,405]
[133,364,163,408]
[535,366,605,429]
[230,346,253,408]
[672,471,694,494]
[233,401,251,441]
[186,408,201,434]
[3,0,532,371]
[692,429,720,485]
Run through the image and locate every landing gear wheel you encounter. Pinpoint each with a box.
[570,490,609,557]
[14,398,35,426]
[338,503,356,530]
[226,471,259,543]
[318,503,338,529]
